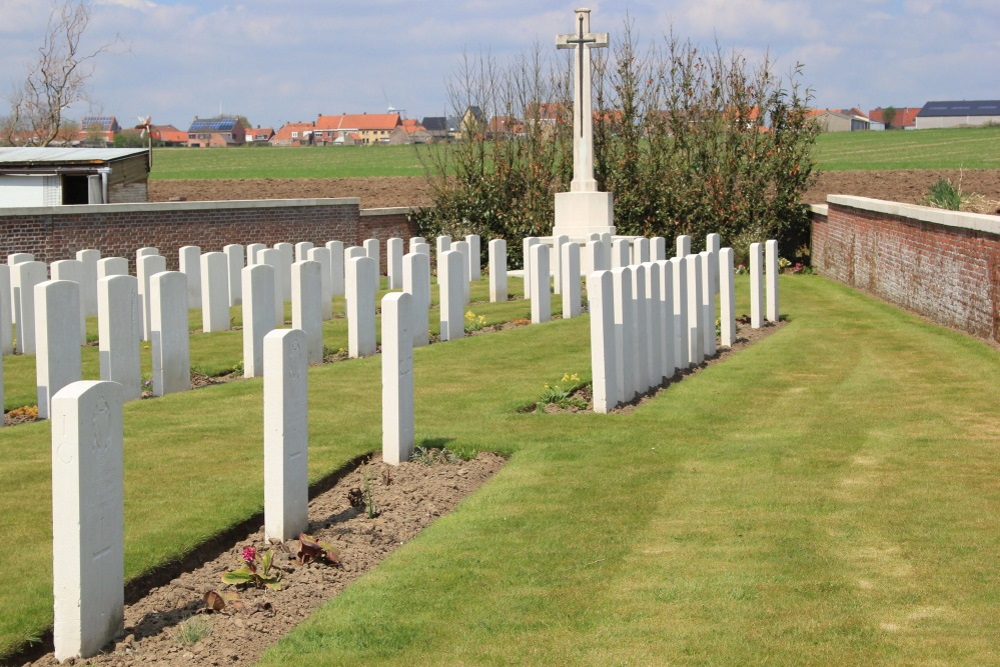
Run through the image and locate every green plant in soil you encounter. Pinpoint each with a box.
[221,546,281,591]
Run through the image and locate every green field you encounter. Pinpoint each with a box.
[813,125,1000,171]
[148,127,1000,180]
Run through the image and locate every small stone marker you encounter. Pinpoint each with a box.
[611,267,635,401]
[246,243,265,266]
[631,264,649,395]
[386,237,404,289]
[201,252,230,333]
[488,239,508,303]
[529,243,551,324]
[587,270,618,413]
[258,248,285,326]
[611,239,630,268]
[651,237,666,262]
[765,239,779,322]
[97,257,128,280]
[522,237,539,298]
[292,260,324,365]
[325,241,346,303]
[150,271,190,396]
[75,249,100,318]
[51,380,124,661]
[686,254,704,364]
[719,248,736,347]
[403,252,431,348]
[676,235,691,258]
[263,328,309,542]
[241,264,276,378]
[671,257,688,367]
[13,260,47,354]
[655,259,675,379]
[308,247,334,321]
[0,265,11,355]
[381,292,415,465]
[700,250,716,357]
[50,259,87,345]
[561,242,581,318]
[35,280,82,419]
[179,246,202,309]
[438,250,465,341]
[453,240,471,304]
[223,244,244,306]
[294,241,314,263]
[750,242,763,328]
[466,234,481,281]
[98,275,140,401]
[137,254,166,342]
[632,238,650,265]
[346,256,377,357]
[274,242,293,301]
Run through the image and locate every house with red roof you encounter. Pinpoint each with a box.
[272,121,316,146]
[314,112,402,145]
[868,107,922,130]
[245,127,275,144]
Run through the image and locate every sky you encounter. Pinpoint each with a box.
[1,0,998,131]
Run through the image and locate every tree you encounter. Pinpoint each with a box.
[3,0,124,146]
[882,106,897,130]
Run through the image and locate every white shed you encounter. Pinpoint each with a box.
[0,147,150,206]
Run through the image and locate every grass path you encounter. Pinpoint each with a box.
[257,276,1000,665]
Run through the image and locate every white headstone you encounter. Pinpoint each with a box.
[346,256,377,358]
[686,254,704,364]
[308,247,334,321]
[97,275,140,401]
[552,235,569,295]
[435,235,451,257]
[438,250,465,341]
[453,240,470,304]
[242,264,275,378]
[246,243,266,266]
[750,242,763,328]
[7,252,33,327]
[655,259,675,379]
[611,267,634,401]
[201,252,230,333]
[719,248,736,348]
[632,238,650,265]
[611,239,630,268]
[346,245,366,260]
[631,264,649,395]
[97,257,127,280]
[522,237,539,298]
[363,238,380,277]
[409,237,426,254]
[263,328,309,542]
[651,237,666,262]
[150,271,189,396]
[587,270,618,413]
[294,241,314,263]
[35,280,82,419]
[644,262,663,389]
[381,292,415,465]
[292,260,324,365]
[223,244,244,306]
[671,257,688,367]
[586,239,608,275]
[529,243,551,324]
[12,260,47,354]
[274,242,293,301]
[386,237,404,289]
[258,248,285,326]
[51,380,124,661]
[325,241,346,299]
[488,239,508,303]
[136,246,159,260]
[466,234,481,281]
[179,246,202,309]
[561,242,581,319]
[402,251,430,348]
[707,233,721,295]
[766,239,779,322]
[50,259,87,345]
[0,265,11,355]
[676,235,691,258]
[75,249,100,318]
[137,254,166,342]
[700,250,717,357]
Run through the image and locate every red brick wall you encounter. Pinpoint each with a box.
[811,196,1000,343]
[0,201,415,275]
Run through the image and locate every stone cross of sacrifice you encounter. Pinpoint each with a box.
[556,8,608,194]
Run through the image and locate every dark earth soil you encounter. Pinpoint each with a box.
[149,170,1000,213]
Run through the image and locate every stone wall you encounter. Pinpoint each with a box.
[0,199,416,274]
[810,195,1000,344]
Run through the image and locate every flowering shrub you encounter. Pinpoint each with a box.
[464,310,488,333]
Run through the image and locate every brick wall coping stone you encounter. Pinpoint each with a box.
[810,204,828,216]
[360,207,419,217]
[0,197,361,218]
[826,195,1000,235]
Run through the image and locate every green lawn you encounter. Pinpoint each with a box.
[2,276,997,663]
[813,126,1000,171]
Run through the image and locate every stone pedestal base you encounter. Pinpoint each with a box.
[553,190,615,239]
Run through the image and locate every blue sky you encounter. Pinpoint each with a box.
[1,0,998,131]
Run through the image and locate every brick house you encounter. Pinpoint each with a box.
[185,116,246,147]
[77,116,121,146]
[314,113,402,145]
[272,121,316,146]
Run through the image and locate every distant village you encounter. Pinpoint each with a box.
[3,99,999,149]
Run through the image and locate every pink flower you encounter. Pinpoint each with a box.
[241,546,256,564]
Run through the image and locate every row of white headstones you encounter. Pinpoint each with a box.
[34,232,778,660]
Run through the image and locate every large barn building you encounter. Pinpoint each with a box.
[915,100,1000,129]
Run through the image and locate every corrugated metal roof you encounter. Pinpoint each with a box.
[0,147,148,165]
[917,100,1000,117]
